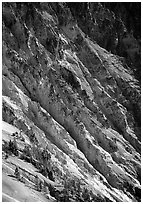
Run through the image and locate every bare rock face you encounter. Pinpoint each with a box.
[2,2,141,202]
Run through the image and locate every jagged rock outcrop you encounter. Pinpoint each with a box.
[2,2,141,202]
[68,2,141,82]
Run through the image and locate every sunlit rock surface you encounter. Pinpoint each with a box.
[2,2,141,202]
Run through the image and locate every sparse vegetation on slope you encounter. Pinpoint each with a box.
[2,2,140,202]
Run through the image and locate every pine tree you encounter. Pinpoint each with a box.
[5,153,8,160]
[82,187,90,201]
[9,140,13,152]
[14,166,20,180]
[35,175,40,191]
[13,137,18,156]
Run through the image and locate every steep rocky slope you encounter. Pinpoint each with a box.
[2,2,141,202]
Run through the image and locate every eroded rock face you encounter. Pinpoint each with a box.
[2,2,141,202]
[68,2,141,81]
